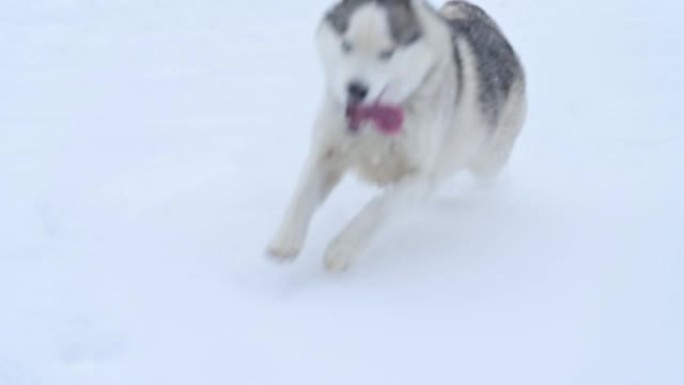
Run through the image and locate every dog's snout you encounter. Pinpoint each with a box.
[347,82,369,103]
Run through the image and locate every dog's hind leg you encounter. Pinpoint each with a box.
[324,174,432,272]
[268,152,344,262]
[469,87,526,180]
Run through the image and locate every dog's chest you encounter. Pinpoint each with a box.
[345,130,417,186]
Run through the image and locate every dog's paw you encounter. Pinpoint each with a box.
[323,241,355,273]
[324,255,351,272]
[267,245,299,263]
[266,230,304,263]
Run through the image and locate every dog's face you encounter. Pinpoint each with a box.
[317,0,435,108]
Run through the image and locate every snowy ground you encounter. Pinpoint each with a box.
[1,0,683,384]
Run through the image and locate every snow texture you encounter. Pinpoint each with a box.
[1,0,682,384]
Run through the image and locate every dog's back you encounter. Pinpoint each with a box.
[434,1,526,179]
[440,1,525,127]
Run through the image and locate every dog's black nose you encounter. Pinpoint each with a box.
[347,82,369,103]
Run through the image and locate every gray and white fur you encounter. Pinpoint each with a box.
[268,0,527,271]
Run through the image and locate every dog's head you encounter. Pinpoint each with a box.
[317,0,435,108]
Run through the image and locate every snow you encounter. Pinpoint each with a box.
[1,0,682,384]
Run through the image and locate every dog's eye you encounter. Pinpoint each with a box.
[341,41,353,53]
[379,49,396,61]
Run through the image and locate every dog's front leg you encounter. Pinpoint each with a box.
[268,153,344,262]
[324,174,432,271]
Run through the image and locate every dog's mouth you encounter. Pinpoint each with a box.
[346,103,404,135]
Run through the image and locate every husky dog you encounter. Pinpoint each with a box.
[267,0,526,271]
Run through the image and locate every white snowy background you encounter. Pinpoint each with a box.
[1,0,682,384]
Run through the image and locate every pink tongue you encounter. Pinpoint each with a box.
[347,104,404,135]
